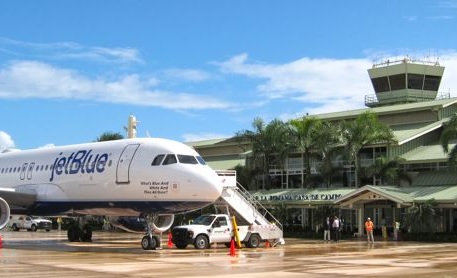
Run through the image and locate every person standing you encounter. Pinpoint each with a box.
[332,216,340,242]
[323,217,331,241]
[393,221,400,241]
[57,217,62,231]
[365,217,375,243]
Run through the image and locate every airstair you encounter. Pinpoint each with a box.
[214,170,284,244]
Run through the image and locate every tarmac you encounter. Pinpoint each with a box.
[1,230,457,277]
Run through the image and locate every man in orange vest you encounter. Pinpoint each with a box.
[365,217,375,243]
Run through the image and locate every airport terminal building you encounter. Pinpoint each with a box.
[188,58,457,237]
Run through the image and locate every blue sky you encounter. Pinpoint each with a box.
[1,0,457,150]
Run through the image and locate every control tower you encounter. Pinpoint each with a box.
[365,58,445,107]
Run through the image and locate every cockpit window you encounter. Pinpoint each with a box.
[151,154,165,166]
[196,156,206,165]
[177,155,198,164]
[162,154,177,165]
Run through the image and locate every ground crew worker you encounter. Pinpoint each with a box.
[57,217,62,231]
[365,217,375,243]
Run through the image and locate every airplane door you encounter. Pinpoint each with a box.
[27,162,35,180]
[116,144,140,184]
[20,163,28,180]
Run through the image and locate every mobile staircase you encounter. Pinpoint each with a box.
[214,170,284,246]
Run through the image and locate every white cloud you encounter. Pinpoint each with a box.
[217,52,457,115]
[439,53,457,94]
[218,53,373,113]
[0,60,232,110]
[0,37,142,64]
[163,68,211,82]
[0,131,15,150]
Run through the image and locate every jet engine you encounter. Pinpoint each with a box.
[0,197,11,230]
[109,214,175,234]
[109,216,147,233]
[150,214,175,233]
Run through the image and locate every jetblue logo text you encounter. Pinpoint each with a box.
[50,149,109,182]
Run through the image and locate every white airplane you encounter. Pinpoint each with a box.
[0,138,223,249]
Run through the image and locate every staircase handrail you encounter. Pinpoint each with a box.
[233,181,283,231]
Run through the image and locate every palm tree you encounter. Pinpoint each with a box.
[440,113,457,170]
[289,116,323,188]
[340,111,395,187]
[314,121,344,187]
[237,117,294,189]
[404,200,438,233]
[361,156,411,186]
[96,132,124,142]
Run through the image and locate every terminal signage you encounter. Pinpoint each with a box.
[255,193,342,202]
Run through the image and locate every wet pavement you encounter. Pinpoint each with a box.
[1,230,457,277]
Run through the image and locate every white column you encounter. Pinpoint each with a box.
[358,206,364,235]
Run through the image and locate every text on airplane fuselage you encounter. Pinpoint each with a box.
[50,149,110,182]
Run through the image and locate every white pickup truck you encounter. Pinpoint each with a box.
[10,215,52,232]
[171,214,282,249]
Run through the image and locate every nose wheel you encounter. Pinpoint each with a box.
[141,214,162,250]
[141,235,160,250]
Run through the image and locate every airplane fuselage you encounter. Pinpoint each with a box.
[0,138,223,217]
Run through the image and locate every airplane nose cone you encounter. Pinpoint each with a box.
[197,167,224,201]
[207,169,224,198]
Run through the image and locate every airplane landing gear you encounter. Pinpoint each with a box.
[67,218,93,242]
[141,235,160,250]
[141,215,161,250]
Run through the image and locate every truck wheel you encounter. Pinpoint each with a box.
[30,224,37,232]
[194,235,209,249]
[247,234,261,248]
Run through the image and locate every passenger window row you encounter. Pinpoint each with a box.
[0,160,113,175]
[151,154,206,166]
[0,164,54,174]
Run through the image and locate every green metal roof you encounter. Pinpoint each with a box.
[254,185,457,206]
[185,138,230,147]
[335,185,414,204]
[313,98,457,121]
[336,185,457,206]
[206,157,244,170]
[400,143,452,164]
[410,171,457,186]
[392,119,446,145]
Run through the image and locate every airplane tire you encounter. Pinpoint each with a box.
[80,225,92,242]
[67,226,81,242]
[153,236,160,249]
[141,236,151,250]
[175,244,188,249]
[141,235,161,250]
[141,235,158,250]
[194,235,209,249]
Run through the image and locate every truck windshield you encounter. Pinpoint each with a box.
[192,215,215,225]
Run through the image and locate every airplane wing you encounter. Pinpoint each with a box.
[0,187,37,209]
